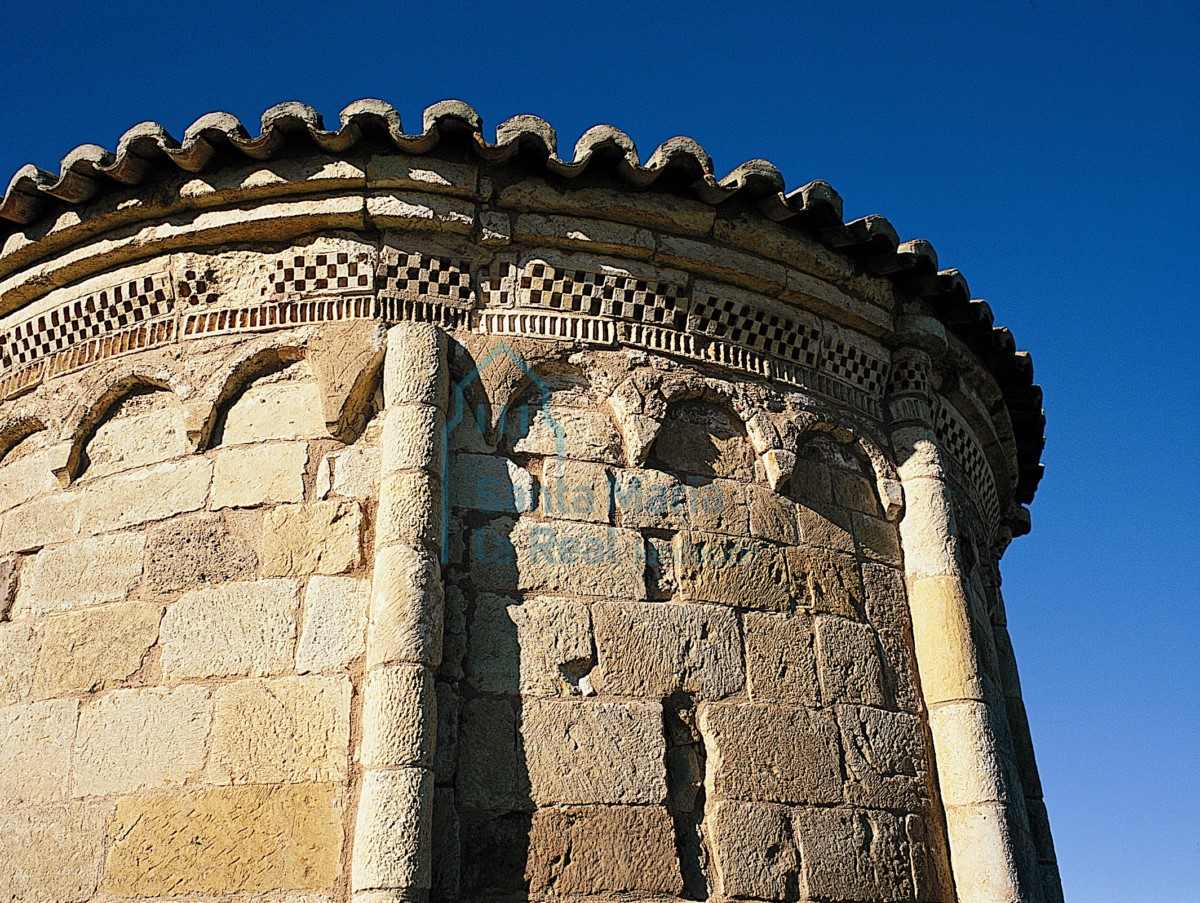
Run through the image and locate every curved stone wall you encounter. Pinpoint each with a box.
[0,102,1058,903]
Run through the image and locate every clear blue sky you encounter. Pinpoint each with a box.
[3,2,1197,899]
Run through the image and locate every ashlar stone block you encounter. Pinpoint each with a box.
[815,615,887,706]
[512,518,645,599]
[73,685,211,796]
[0,697,77,803]
[15,531,145,616]
[522,699,667,805]
[211,440,307,508]
[743,610,819,705]
[701,702,842,805]
[838,704,928,810]
[674,531,790,610]
[0,801,110,902]
[591,601,743,698]
[160,578,298,680]
[794,807,914,902]
[709,800,799,901]
[207,675,352,784]
[32,601,161,698]
[262,500,363,576]
[102,784,343,896]
[527,805,683,895]
[296,575,369,673]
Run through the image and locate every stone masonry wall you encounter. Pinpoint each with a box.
[0,116,1058,903]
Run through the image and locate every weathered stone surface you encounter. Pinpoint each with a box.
[787,546,864,618]
[221,376,328,445]
[743,610,819,705]
[0,445,61,513]
[465,593,593,696]
[0,621,37,704]
[323,442,382,499]
[32,601,161,698]
[701,702,842,804]
[0,490,81,552]
[351,768,432,892]
[296,575,369,673]
[527,805,683,895]
[207,676,351,784]
[538,458,611,523]
[102,784,343,896]
[838,704,927,809]
[513,518,645,599]
[591,601,743,698]
[262,500,362,576]
[675,531,790,609]
[510,406,624,465]
[747,483,799,545]
[523,699,667,805]
[449,452,534,513]
[611,466,689,530]
[145,512,258,597]
[497,178,717,235]
[515,212,657,257]
[456,697,530,812]
[794,807,914,902]
[160,578,298,679]
[73,685,211,796]
[0,555,16,619]
[15,531,144,616]
[815,615,887,706]
[927,700,1013,808]
[709,800,798,901]
[853,511,903,564]
[360,664,434,768]
[0,698,76,803]
[366,543,443,668]
[0,801,110,902]
[376,469,442,548]
[83,400,189,480]
[211,440,307,508]
[686,479,751,535]
[795,502,855,552]
[380,403,443,474]
[79,457,212,535]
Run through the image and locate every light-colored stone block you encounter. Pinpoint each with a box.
[701,702,841,804]
[523,699,667,805]
[0,801,110,902]
[0,490,81,552]
[33,601,161,698]
[160,578,298,679]
[73,685,211,796]
[297,575,369,673]
[0,621,38,704]
[928,700,1012,808]
[15,531,145,616]
[83,402,190,480]
[207,676,351,784]
[262,500,363,576]
[79,457,212,535]
[0,697,77,803]
[221,378,327,445]
[591,601,743,698]
[102,784,343,896]
[211,440,308,508]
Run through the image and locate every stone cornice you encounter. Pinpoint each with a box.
[0,98,1045,504]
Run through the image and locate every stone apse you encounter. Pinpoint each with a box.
[0,101,1059,903]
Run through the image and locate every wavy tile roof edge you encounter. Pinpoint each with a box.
[0,98,1044,508]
